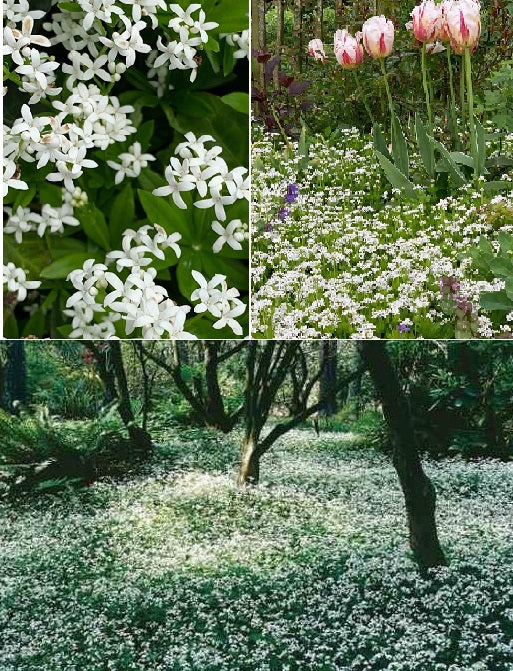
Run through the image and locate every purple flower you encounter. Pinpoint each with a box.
[285,184,299,204]
[397,322,411,333]
[264,223,274,232]
[278,207,291,221]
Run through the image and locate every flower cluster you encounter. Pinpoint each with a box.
[251,128,513,339]
[153,131,250,219]
[1,427,512,671]
[3,0,249,338]
[65,225,244,338]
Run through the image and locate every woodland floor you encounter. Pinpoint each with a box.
[1,428,512,671]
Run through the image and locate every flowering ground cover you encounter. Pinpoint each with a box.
[251,128,513,338]
[251,0,513,339]
[3,0,249,338]
[1,428,512,670]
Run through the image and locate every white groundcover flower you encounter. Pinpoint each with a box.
[64,227,246,338]
[3,263,41,302]
[2,0,246,338]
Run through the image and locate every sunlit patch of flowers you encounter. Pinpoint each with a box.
[1,428,512,671]
[251,129,513,338]
[3,0,249,338]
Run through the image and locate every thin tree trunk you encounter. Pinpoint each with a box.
[319,341,337,416]
[335,0,343,28]
[274,0,284,89]
[293,0,302,76]
[3,341,27,413]
[238,436,261,485]
[358,342,447,572]
[316,0,323,40]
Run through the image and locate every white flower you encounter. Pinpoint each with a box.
[77,0,125,31]
[100,18,151,67]
[11,104,50,143]
[107,142,155,184]
[3,159,28,197]
[4,206,41,243]
[47,145,98,192]
[213,300,246,335]
[153,168,196,209]
[212,219,244,253]
[3,262,41,302]
[194,185,235,221]
[15,47,59,91]
[3,16,51,65]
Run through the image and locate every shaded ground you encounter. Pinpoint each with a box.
[1,429,512,670]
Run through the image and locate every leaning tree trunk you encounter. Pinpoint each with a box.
[358,342,447,572]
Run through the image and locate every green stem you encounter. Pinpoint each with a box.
[352,69,375,127]
[460,54,466,127]
[446,44,459,148]
[379,57,394,122]
[421,44,433,134]
[464,47,478,184]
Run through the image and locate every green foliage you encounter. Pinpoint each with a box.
[482,59,513,132]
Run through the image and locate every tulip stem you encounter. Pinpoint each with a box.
[379,58,394,123]
[464,47,478,184]
[421,44,433,135]
[352,69,375,127]
[460,54,466,127]
[446,44,459,148]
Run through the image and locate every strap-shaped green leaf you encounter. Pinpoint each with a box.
[374,150,419,200]
[480,290,513,312]
[415,114,434,178]
[431,138,466,188]
[372,123,392,162]
[474,116,486,176]
[391,113,409,179]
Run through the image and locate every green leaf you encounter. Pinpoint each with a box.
[135,120,155,152]
[21,309,46,338]
[486,155,513,169]
[12,184,36,209]
[448,152,475,168]
[201,0,248,32]
[38,182,63,207]
[480,290,513,312]
[391,113,409,179]
[40,253,94,279]
[110,183,135,247]
[475,116,486,176]
[200,253,248,290]
[221,92,249,115]
[483,180,512,193]
[58,1,81,10]
[176,248,198,299]
[415,114,434,178]
[431,138,466,188]
[80,206,110,250]
[3,235,50,278]
[138,189,193,243]
[222,42,237,77]
[374,150,419,200]
[372,123,392,162]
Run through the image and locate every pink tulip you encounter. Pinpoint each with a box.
[308,38,326,63]
[362,15,394,58]
[443,0,481,54]
[334,29,364,69]
[408,1,442,42]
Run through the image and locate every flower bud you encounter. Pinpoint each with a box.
[443,0,481,54]
[408,1,442,42]
[334,29,364,69]
[362,15,395,58]
[308,39,326,63]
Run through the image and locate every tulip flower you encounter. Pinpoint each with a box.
[308,38,326,63]
[443,0,481,55]
[361,16,394,58]
[362,16,395,122]
[408,1,442,43]
[334,29,364,69]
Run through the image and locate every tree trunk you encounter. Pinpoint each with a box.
[3,341,27,413]
[293,0,302,76]
[335,0,344,28]
[358,342,447,572]
[319,341,337,416]
[238,437,261,485]
[316,0,323,40]
[274,0,284,89]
